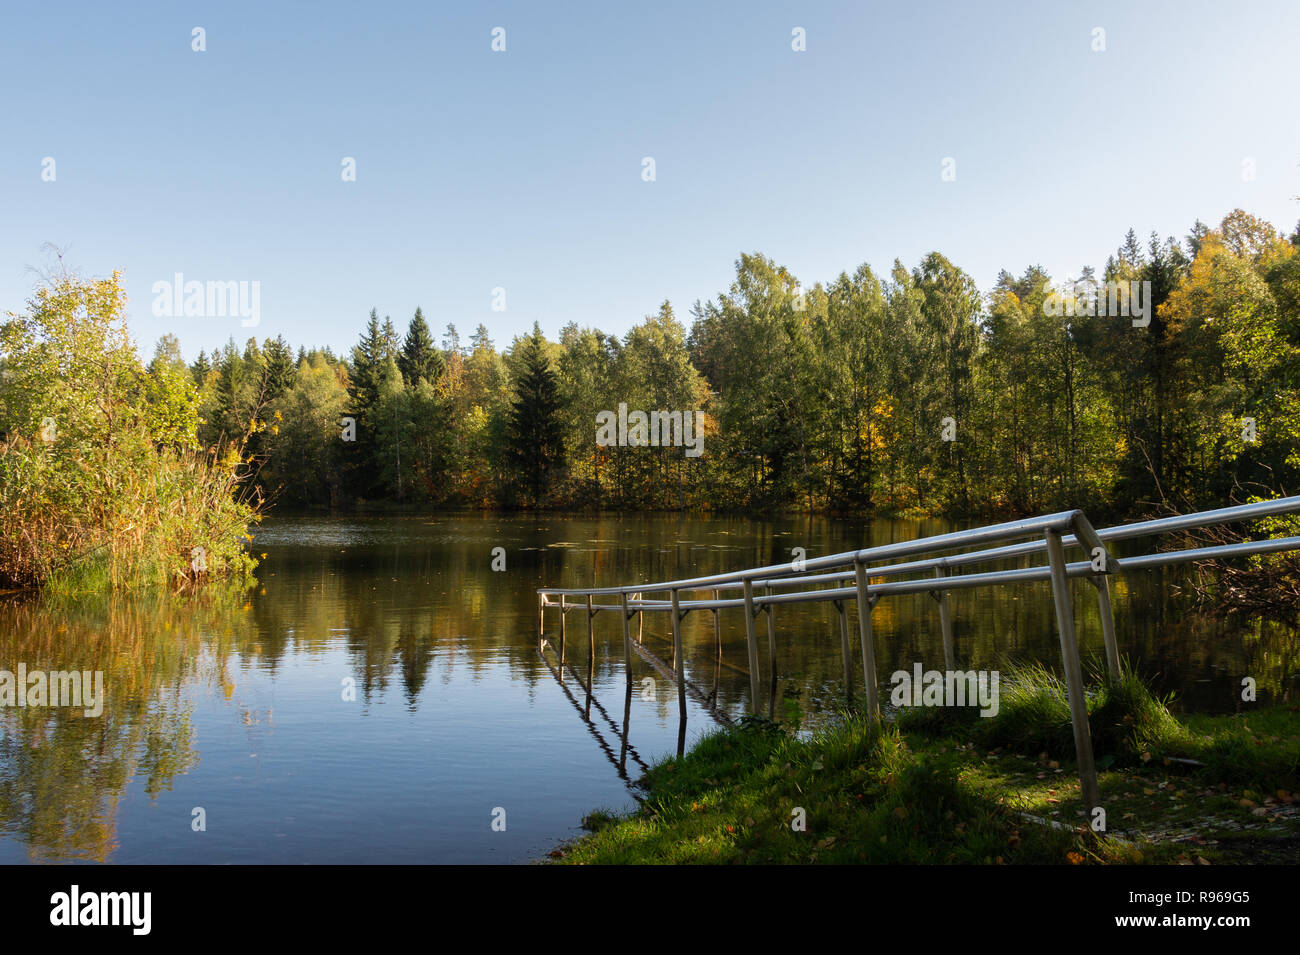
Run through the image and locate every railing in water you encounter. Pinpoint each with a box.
[537,496,1300,828]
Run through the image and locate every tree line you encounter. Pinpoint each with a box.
[172,209,1300,519]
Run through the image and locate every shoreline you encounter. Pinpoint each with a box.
[549,674,1300,865]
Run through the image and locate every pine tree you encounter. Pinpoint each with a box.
[346,309,388,497]
[506,324,565,505]
[380,316,400,362]
[442,323,462,356]
[212,339,248,439]
[373,359,413,502]
[190,350,212,387]
[399,307,445,384]
[262,334,296,402]
[350,310,383,415]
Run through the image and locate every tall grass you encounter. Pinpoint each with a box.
[0,427,261,593]
[0,268,262,593]
[898,661,1300,789]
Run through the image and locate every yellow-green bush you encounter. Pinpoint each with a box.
[0,270,260,592]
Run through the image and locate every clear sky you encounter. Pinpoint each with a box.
[3,0,1298,362]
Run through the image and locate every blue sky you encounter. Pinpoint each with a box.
[3,0,1298,362]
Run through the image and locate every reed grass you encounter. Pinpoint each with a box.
[0,425,260,593]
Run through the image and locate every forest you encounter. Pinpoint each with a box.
[172,209,1300,519]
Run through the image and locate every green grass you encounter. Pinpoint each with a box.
[553,715,1129,865]
[553,666,1299,865]
[896,661,1300,788]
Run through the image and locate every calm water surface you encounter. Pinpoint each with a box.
[1,514,1296,863]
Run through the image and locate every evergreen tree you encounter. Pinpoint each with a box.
[210,339,249,440]
[373,359,413,502]
[262,334,296,402]
[349,310,384,416]
[346,309,388,497]
[380,316,400,361]
[190,350,211,387]
[442,323,462,356]
[399,307,445,384]
[506,324,565,505]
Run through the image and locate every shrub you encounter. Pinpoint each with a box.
[0,268,260,591]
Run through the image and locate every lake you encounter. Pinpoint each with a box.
[1,513,1295,863]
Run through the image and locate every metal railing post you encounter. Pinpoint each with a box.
[765,584,778,717]
[835,600,853,703]
[853,561,880,723]
[742,578,762,713]
[559,595,567,666]
[712,589,722,659]
[621,591,633,686]
[933,566,955,671]
[670,588,687,754]
[1091,576,1121,680]
[1045,529,1102,820]
[585,594,596,716]
[620,675,632,772]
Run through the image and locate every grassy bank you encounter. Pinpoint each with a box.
[553,667,1299,864]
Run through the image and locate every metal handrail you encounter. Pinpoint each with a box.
[555,536,1300,613]
[538,510,1095,597]
[539,495,1300,602]
[536,496,1300,827]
